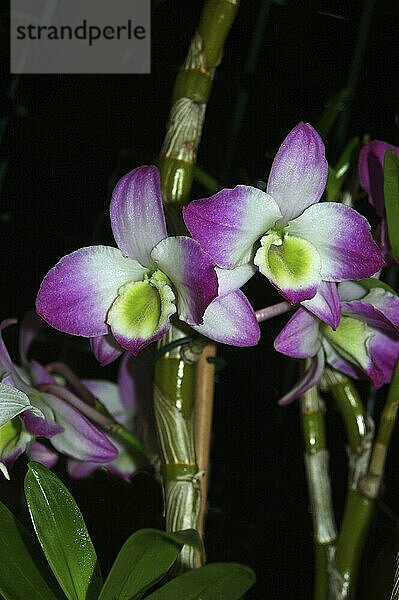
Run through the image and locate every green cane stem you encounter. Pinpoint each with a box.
[159,0,240,207]
[153,1,240,572]
[300,384,337,600]
[322,369,373,599]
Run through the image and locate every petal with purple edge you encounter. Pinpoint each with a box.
[359,288,399,331]
[338,281,367,302]
[0,320,34,395]
[108,273,175,356]
[27,441,58,468]
[266,122,328,222]
[322,339,363,381]
[193,290,260,347]
[254,232,321,304]
[341,299,398,334]
[183,186,282,268]
[359,140,399,217]
[368,329,399,386]
[44,393,118,462]
[287,203,384,281]
[274,307,321,358]
[278,350,325,406]
[36,246,147,338]
[301,282,341,329]
[22,409,64,438]
[216,264,256,296]
[110,166,167,266]
[90,334,123,367]
[19,311,46,367]
[29,360,57,387]
[151,236,218,325]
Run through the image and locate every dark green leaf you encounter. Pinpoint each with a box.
[358,278,397,296]
[99,528,202,600]
[25,462,102,600]
[387,358,399,406]
[384,150,399,261]
[0,498,64,600]
[334,136,359,179]
[326,165,337,201]
[193,165,219,194]
[326,137,360,201]
[315,88,348,139]
[145,562,256,600]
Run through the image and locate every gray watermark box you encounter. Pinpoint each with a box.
[11,0,150,74]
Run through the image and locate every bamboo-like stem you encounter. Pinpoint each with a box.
[390,552,399,600]
[321,369,374,600]
[194,343,216,538]
[154,0,240,573]
[360,361,399,499]
[300,384,337,600]
[159,0,240,207]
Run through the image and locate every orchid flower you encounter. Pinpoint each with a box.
[66,349,152,480]
[36,166,260,358]
[36,166,220,357]
[89,263,261,366]
[0,317,118,473]
[19,312,149,479]
[359,139,399,258]
[274,282,399,405]
[184,123,384,329]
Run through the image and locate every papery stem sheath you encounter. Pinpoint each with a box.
[154,0,239,573]
[321,369,373,600]
[300,384,337,600]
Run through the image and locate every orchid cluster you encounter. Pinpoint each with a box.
[1,122,398,480]
[0,313,149,480]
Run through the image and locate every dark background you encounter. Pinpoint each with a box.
[1,1,399,598]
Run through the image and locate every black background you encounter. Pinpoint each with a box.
[1,1,399,598]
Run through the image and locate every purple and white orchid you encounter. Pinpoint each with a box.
[184,123,384,329]
[66,349,152,480]
[36,166,218,357]
[0,316,120,475]
[274,282,399,404]
[36,165,260,358]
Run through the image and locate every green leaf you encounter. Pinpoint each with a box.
[0,498,64,600]
[334,136,360,179]
[24,462,102,600]
[315,88,348,139]
[99,528,203,600]
[193,165,219,194]
[326,137,360,201]
[358,277,397,296]
[384,150,399,261]
[326,165,337,201]
[387,358,399,406]
[145,562,256,600]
